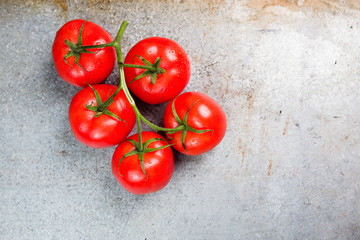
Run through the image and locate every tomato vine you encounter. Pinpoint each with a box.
[54,19,227,194]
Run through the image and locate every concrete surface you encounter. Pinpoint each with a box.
[1,0,360,239]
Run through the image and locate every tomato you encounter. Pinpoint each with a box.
[163,92,226,155]
[112,131,174,195]
[69,84,136,148]
[52,19,116,87]
[124,37,190,104]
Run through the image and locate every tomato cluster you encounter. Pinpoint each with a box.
[52,20,226,195]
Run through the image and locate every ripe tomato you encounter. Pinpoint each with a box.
[124,37,190,104]
[163,92,226,155]
[112,131,174,195]
[52,19,116,87]
[69,84,136,148]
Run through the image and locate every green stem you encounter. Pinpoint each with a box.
[119,61,135,105]
[136,114,143,152]
[112,23,172,133]
[122,63,158,72]
[97,21,129,111]
[78,42,114,50]
[138,113,185,132]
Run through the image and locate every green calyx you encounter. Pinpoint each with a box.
[64,21,99,71]
[124,56,165,84]
[118,138,173,178]
[168,97,213,152]
[64,20,115,71]
[86,84,126,122]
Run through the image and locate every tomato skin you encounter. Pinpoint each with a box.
[124,37,190,104]
[52,19,116,87]
[163,92,226,155]
[112,132,174,195]
[69,84,136,148]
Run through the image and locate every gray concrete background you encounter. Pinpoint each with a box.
[1,0,360,239]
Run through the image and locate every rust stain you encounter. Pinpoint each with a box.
[238,139,246,169]
[53,0,68,12]
[267,159,272,176]
[241,149,245,168]
[203,0,226,8]
[244,89,255,131]
[224,83,229,95]
[261,126,268,137]
[249,0,360,12]
[219,81,230,99]
[282,115,290,136]
[58,150,67,157]
[246,90,255,109]
[87,0,112,5]
[14,0,360,16]
[260,124,268,144]
[10,0,173,14]
[344,136,349,140]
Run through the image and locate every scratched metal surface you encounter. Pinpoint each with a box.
[1,0,360,239]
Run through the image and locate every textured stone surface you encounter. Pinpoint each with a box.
[1,0,359,239]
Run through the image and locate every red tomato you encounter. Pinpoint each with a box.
[69,84,136,148]
[163,92,226,155]
[112,131,174,195]
[52,19,116,87]
[124,37,190,104]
